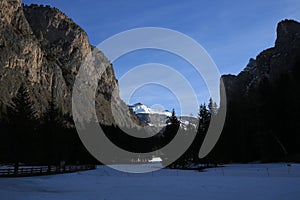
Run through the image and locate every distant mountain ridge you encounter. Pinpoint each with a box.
[129,103,198,130]
[129,103,172,116]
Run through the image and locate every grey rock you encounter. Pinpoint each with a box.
[222,19,300,101]
[0,0,139,127]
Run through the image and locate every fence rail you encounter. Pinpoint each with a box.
[0,165,96,177]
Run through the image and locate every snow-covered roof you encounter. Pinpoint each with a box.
[148,157,162,163]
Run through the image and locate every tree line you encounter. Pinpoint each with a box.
[0,84,96,173]
[1,64,300,171]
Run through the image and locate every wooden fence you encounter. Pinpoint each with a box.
[0,165,96,177]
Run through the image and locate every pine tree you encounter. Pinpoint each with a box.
[43,99,62,127]
[208,98,218,116]
[198,103,210,133]
[42,97,63,172]
[167,109,180,125]
[7,84,37,174]
[8,84,37,124]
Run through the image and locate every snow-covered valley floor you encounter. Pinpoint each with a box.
[0,163,300,200]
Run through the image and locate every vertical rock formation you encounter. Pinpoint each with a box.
[219,19,300,162]
[0,0,137,126]
[222,20,300,98]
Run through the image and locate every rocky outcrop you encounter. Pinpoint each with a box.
[218,19,300,162]
[222,19,300,101]
[0,0,138,126]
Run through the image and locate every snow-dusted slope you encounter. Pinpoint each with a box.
[129,103,198,129]
[129,103,172,116]
[129,103,172,127]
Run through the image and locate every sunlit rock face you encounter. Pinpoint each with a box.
[0,0,139,126]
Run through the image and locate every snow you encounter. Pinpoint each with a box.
[130,103,172,116]
[130,103,198,130]
[148,157,162,163]
[0,163,300,200]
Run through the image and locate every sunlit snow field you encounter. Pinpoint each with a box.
[1,163,300,200]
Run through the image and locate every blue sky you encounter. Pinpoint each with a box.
[23,0,300,115]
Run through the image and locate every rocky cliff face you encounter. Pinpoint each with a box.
[0,0,136,126]
[218,19,300,162]
[222,19,300,101]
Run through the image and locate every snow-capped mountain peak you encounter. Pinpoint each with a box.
[129,103,172,116]
[129,103,198,130]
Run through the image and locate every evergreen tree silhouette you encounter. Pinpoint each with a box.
[198,103,210,133]
[167,109,180,125]
[7,84,37,174]
[208,98,218,116]
[42,96,63,172]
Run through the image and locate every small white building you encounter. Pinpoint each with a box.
[148,157,162,163]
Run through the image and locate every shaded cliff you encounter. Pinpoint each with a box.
[222,20,300,99]
[218,20,300,162]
